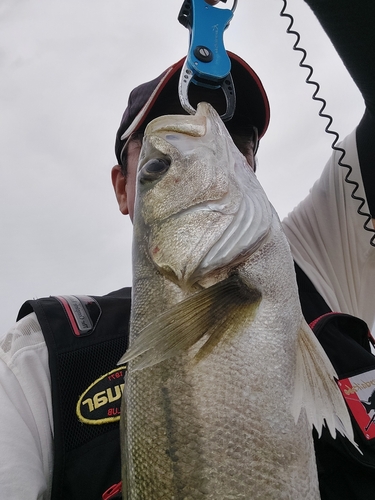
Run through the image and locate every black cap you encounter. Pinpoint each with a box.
[115,51,270,164]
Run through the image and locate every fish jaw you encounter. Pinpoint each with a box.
[135,102,273,287]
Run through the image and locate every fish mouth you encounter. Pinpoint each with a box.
[145,111,207,140]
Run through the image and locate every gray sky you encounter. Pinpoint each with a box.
[0,0,364,331]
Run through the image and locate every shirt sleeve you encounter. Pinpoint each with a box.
[0,313,53,499]
[283,129,375,329]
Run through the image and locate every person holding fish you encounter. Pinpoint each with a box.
[0,0,374,499]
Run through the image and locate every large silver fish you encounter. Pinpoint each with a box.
[119,102,356,499]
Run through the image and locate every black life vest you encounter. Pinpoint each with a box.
[17,288,131,500]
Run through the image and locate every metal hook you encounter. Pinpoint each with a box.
[231,0,238,14]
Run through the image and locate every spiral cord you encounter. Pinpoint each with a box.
[280,0,375,246]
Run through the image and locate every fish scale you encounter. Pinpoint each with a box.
[120,102,356,499]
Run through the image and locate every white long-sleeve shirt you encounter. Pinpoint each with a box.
[1,129,375,499]
[283,129,375,329]
[0,313,53,499]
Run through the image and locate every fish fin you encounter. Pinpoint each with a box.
[292,319,360,452]
[118,275,260,370]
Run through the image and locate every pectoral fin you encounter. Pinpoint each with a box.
[118,275,260,370]
[292,319,359,452]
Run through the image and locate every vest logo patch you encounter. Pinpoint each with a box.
[56,295,102,337]
[76,366,127,425]
[338,368,375,440]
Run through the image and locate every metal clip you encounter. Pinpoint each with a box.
[178,0,238,121]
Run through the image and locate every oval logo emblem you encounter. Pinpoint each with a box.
[76,366,127,425]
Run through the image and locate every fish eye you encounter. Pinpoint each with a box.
[139,158,171,184]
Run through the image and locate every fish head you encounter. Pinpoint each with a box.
[134,102,273,288]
